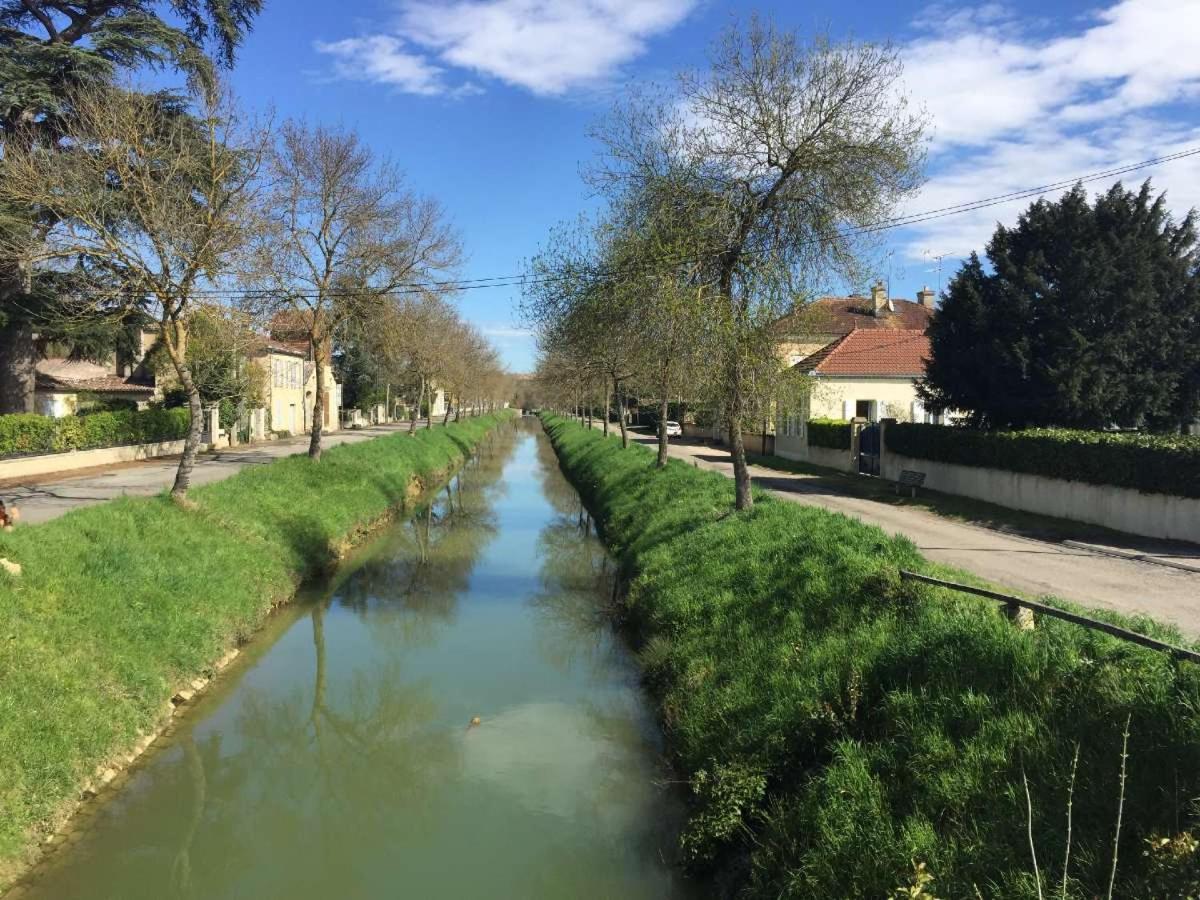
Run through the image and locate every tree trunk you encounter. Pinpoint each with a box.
[409,376,424,434]
[727,374,753,511]
[615,377,629,449]
[427,387,435,430]
[309,343,326,461]
[657,366,670,468]
[170,367,205,499]
[443,391,453,426]
[0,317,37,414]
[603,386,610,436]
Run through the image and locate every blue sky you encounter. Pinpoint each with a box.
[219,0,1200,371]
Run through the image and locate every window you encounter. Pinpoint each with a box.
[855,400,871,419]
[272,357,303,390]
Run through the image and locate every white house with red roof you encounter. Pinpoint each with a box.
[774,283,942,460]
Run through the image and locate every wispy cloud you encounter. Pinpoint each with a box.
[898,0,1200,266]
[481,324,535,339]
[315,0,699,97]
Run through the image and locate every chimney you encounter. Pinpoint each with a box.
[917,286,936,310]
[871,281,887,317]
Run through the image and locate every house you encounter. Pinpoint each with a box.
[774,282,936,367]
[253,335,343,437]
[34,330,159,416]
[775,284,941,458]
[784,328,934,422]
[257,340,308,435]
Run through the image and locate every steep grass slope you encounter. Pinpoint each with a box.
[542,414,1200,898]
[0,414,512,884]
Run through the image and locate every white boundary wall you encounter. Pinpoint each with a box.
[881,448,1200,543]
[0,439,194,481]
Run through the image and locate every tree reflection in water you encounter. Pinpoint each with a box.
[11,420,689,900]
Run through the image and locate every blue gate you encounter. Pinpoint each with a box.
[858,423,880,476]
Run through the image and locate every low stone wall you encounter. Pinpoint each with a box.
[0,439,196,481]
[708,427,775,455]
[776,433,856,473]
[881,449,1200,543]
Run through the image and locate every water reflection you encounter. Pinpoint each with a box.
[13,419,686,900]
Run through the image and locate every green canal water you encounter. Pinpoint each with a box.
[14,420,689,900]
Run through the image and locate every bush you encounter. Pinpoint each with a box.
[806,417,851,450]
[541,414,1200,898]
[0,408,191,459]
[887,423,1200,498]
[0,414,58,456]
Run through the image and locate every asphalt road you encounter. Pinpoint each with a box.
[2,422,431,526]
[610,427,1200,637]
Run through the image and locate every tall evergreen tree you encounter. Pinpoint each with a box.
[921,181,1200,431]
[0,0,263,413]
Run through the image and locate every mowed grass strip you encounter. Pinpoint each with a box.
[0,413,511,883]
[541,414,1200,899]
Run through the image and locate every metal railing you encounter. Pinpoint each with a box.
[899,570,1200,664]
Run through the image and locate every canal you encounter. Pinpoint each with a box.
[12,419,688,899]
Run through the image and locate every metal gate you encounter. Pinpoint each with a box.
[858,423,880,476]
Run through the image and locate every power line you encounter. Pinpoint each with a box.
[161,144,1200,301]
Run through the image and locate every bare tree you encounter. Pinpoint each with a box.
[590,18,926,509]
[0,84,265,498]
[246,122,460,459]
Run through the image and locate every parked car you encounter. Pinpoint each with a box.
[664,420,682,437]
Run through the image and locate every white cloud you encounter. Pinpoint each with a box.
[314,35,449,96]
[317,0,698,97]
[481,323,535,339]
[897,0,1200,268]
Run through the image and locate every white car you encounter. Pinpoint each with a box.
[664,420,683,437]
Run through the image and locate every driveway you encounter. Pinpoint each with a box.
[2,423,433,526]
[608,427,1200,637]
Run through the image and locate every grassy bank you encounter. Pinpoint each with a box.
[541,414,1200,898]
[0,413,512,885]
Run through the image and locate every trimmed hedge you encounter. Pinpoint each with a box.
[806,417,851,450]
[886,423,1200,498]
[0,409,190,459]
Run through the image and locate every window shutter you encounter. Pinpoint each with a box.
[842,400,854,420]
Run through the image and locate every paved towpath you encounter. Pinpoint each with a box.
[2,423,434,526]
[603,426,1200,637]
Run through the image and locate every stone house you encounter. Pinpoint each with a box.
[252,337,342,437]
[33,330,159,416]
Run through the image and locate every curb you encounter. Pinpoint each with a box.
[1062,540,1200,574]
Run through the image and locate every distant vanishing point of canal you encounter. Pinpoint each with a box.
[12,419,689,900]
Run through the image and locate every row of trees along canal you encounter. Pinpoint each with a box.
[0,0,511,500]
[520,18,927,510]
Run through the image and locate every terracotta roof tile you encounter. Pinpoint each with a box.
[797,329,930,377]
[35,373,156,394]
[775,296,934,334]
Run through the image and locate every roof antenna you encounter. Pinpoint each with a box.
[925,249,957,294]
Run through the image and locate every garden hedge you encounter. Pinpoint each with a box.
[0,408,190,459]
[806,417,851,450]
[886,423,1200,498]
